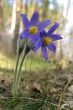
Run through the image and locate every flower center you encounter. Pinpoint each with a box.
[29,26,38,34]
[43,37,52,45]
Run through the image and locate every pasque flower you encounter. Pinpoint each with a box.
[13,11,63,97]
[13,11,50,96]
[20,11,50,43]
[33,22,62,60]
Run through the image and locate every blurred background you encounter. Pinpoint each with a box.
[0,0,73,71]
[0,1,73,109]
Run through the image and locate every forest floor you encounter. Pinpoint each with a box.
[0,55,73,110]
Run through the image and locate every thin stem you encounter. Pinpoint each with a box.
[12,53,26,97]
[12,55,20,93]
[57,80,71,110]
[12,40,31,97]
[14,54,26,96]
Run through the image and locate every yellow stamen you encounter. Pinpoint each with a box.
[43,37,52,45]
[29,26,38,34]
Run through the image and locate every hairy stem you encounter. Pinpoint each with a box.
[12,54,20,95]
[13,53,26,97]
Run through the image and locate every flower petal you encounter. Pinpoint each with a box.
[47,22,59,35]
[37,20,50,30]
[20,14,30,28]
[41,45,48,60]
[28,33,40,43]
[30,11,39,25]
[50,34,62,41]
[47,42,56,53]
[32,40,42,51]
[20,30,29,39]
[40,30,46,38]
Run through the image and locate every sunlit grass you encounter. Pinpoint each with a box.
[0,53,47,71]
[0,53,57,72]
[0,53,15,69]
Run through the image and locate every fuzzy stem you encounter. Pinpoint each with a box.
[12,54,20,94]
[13,53,26,97]
[12,40,31,97]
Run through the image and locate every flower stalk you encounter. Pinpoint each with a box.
[12,40,32,97]
[12,52,26,97]
[12,11,63,98]
[12,54,20,96]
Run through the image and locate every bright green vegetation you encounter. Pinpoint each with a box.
[0,53,57,72]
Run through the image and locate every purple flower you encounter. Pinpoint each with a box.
[20,11,50,43]
[33,22,62,60]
